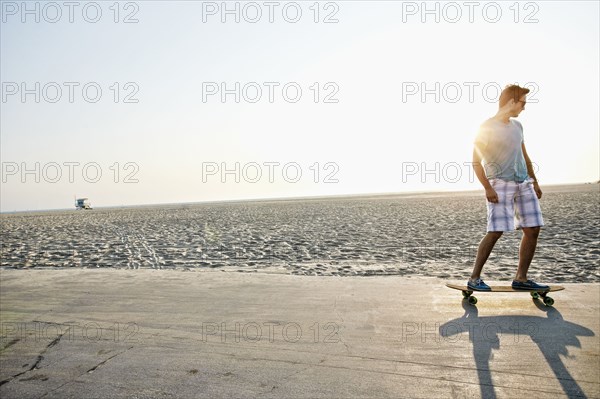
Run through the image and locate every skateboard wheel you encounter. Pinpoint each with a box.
[543,296,554,306]
[531,292,540,300]
[468,296,478,305]
[462,291,471,298]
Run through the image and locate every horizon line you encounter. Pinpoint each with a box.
[2,181,598,215]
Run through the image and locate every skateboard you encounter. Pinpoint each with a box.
[446,283,565,306]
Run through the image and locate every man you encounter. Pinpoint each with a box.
[468,84,548,291]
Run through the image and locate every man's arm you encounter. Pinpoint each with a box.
[473,146,498,203]
[522,142,542,199]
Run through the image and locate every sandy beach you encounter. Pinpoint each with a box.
[1,184,598,283]
[2,0,598,396]
[1,184,599,398]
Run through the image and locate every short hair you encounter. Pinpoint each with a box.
[499,84,530,107]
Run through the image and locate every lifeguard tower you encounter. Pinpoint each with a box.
[75,197,92,210]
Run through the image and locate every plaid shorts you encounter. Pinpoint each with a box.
[487,178,544,232]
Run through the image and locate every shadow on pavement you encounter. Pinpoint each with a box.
[439,300,595,399]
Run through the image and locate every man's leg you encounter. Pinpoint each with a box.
[471,231,503,280]
[514,226,540,281]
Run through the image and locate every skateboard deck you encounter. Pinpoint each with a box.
[446,283,564,306]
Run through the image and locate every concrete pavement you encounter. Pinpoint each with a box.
[1,269,598,398]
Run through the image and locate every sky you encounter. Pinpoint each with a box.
[1,0,599,212]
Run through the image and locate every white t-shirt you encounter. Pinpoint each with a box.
[474,118,528,182]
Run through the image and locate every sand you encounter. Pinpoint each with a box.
[1,184,599,397]
[1,184,598,283]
